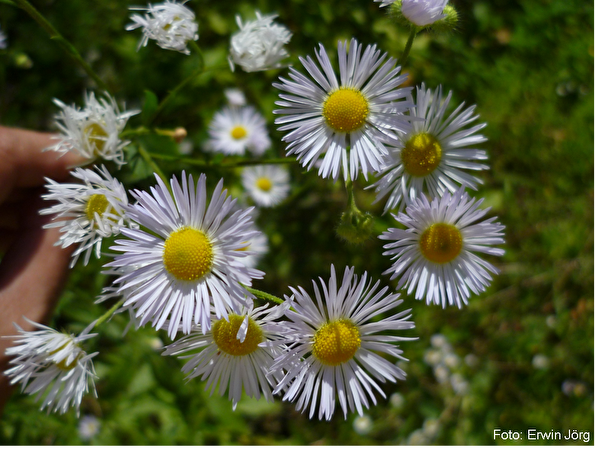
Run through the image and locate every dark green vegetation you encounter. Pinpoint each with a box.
[0,0,593,445]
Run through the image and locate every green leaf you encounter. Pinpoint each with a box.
[141,90,159,125]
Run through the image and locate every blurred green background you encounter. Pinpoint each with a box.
[0,0,593,445]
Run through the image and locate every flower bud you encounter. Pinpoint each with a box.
[336,208,374,245]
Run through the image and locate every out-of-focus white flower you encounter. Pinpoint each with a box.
[126,0,199,55]
[390,392,405,409]
[78,415,101,441]
[40,165,131,267]
[229,11,292,72]
[206,105,271,156]
[450,373,469,395]
[532,354,550,370]
[388,0,449,26]
[0,25,7,50]
[4,318,98,416]
[225,88,247,107]
[353,415,374,435]
[45,92,138,166]
[241,165,290,207]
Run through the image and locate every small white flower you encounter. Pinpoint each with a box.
[353,415,374,435]
[206,105,271,156]
[45,92,138,166]
[163,304,286,410]
[229,11,292,72]
[272,265,415,421]
[449,373,469,395]
[379,187,505,308]
[402,0,449,26]
[371,83,488,213]
[40,165,131,267]
[78,415,101,441]
[241,165,290,207]
[532,354,550,370]
[106,172,264,338]
[274,38,413,181]
[225,88,247,107]
[126,0,199,55]
[3,318,98,416]
[0,26,7,50]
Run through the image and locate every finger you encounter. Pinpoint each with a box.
[0,126,85,204]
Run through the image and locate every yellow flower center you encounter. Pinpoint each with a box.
[312,319,361,366]
[163,227,213,281]
[419,223,463,264]
[84,122,108,155]
[85,194,112,224]
[256,177,272,192]
[322,88,369,133]
[230,125,248,140]
[49,344,80,371]
[212,314,263,356]
[401,132,443,177]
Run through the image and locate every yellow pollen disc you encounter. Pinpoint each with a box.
[312,319,361,366]
[419,223,463,264]
[256,177,273,192]
[230,125,248,140]
[163,227,213,281]
[85,194,112,224]
[84,122,108,154]
[322,88,369,133]
[401,132,443,177]
[49,345,80,371]
[212,314,263,356]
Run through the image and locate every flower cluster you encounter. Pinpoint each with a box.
[3,0,507,425]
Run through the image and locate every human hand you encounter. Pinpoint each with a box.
[0,126,82,412]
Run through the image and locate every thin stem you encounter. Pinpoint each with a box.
[345,177,358,211]
[15,0,109,92]
[399,26,418,68]
[246,287,285,306]
[138,144,170,186]
[94,299,125,329]
[148,153,293,168]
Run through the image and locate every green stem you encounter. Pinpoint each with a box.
[138,145,170,186]
[399,26,418,68]
[150,42,205,125]
[94,299,125,329]
[246,287,285,306]
[15,0,110,92]
[148,153,293,168]
[345,177,358,211]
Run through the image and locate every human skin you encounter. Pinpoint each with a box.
[0,126,81,414]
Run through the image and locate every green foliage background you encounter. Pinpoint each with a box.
[0,0,593,445]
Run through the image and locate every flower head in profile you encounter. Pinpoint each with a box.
[242,165,290,207]
[45,92,138,166]
[379,187,505,308]
[106,172,264,338]
[375,0,449,26]
[40,165,131,267]
[229,11,292,72]
[206,106,271,156]
[3,318,98,416]
[163,303,287,410]
[371,83,488,213]
[272,265,415,420]
[274,38,413,181]
[126,0,199,54]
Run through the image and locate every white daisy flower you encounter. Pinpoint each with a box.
[371,83,488,213]
[40,165,131,267]
[3,318,98,416]
[272,265,415,421]
[163,303,287,410]
[401,0,449,26]
[229,11,292,73]
[274,38,413,181]
[224,88,247,107]
[45,92,138,166]
[78,415,101,441]
[241,165,290,207]
[106,172,265,339]
[206,106,271,156]
[379,187,505,308]
[126,0,199,55]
